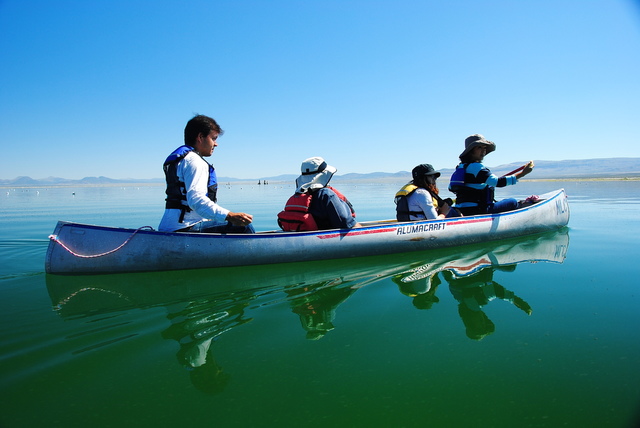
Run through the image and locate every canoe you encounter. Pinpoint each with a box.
[46,229,569,318]
[45,188,570,275]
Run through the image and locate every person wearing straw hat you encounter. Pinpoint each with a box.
[394,163,457,221]
[277,157,358,231]
[448,134,534,216]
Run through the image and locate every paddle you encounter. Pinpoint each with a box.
[501,161,534,178]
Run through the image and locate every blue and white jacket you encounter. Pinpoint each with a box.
[448,162,517,213]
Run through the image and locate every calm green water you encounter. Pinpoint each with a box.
[1,180,639,427]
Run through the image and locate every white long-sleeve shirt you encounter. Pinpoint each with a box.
[158,151,230,232]
[406,188,439,220]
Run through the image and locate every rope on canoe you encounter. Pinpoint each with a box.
[48,226,154,258]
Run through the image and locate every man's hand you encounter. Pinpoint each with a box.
[226,212,253,226]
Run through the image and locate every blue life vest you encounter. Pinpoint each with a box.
[449,162,494,212]
[163,145,218,221]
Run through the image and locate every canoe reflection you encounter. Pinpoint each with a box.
[46,230,568,392]
[46,229,568,318]
[390,231,563,340]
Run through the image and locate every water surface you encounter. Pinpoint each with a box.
[1,180,639,427]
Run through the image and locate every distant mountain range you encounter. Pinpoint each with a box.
[2,158,639,186]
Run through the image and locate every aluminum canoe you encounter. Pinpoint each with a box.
[45,188,570,275]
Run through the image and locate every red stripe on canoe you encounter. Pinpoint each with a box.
[317,227,397,239]
[316,217,492,239]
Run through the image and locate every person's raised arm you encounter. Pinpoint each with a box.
[515,161,534,180]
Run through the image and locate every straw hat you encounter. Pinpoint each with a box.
[295,157,337,193]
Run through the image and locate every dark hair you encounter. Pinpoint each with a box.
[413,175,440,196]
[184,115,224,146]
[459,153,475,163]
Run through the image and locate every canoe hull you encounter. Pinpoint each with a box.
[45,189,570,274]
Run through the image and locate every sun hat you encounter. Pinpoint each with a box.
[459,134,496,159]
[412,164,441,180]
[295,157,337,193]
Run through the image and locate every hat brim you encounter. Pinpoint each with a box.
[296,165,337,193]
[415,171,441,180]
[459,141,496,159]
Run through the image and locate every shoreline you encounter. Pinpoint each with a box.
[2,176,639,189]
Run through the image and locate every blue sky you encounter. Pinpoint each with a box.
[1,0,638,180]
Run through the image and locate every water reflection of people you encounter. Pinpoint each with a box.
[161,293,255,394]
[442,265,532,340]
[286,279,358,340]
[393,273,441,310]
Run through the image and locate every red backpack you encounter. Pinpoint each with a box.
[277,192,319,232]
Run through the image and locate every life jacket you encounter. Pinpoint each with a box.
[394,183,439,221]
[277,192,318,232]
[448,162,494,211]
[277,186,355,232]
[163,145,218,222]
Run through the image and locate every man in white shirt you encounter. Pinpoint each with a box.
[158,115,254,233]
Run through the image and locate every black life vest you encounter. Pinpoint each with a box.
[277,186,355,232]
[163,145,218,222]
